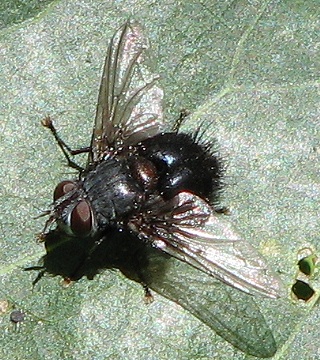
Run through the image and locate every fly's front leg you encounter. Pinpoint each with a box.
[42,116,90,171]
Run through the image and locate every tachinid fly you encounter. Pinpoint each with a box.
[27,21,284,358]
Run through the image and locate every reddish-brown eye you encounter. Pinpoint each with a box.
[70,200,92,236]
[54,181,76,201]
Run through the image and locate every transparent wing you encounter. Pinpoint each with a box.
[139,247,278,358]
[90,21,165,163]
[130,192,284,298]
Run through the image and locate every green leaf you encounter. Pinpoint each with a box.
[0,1,55,29]
[0,1,319,359]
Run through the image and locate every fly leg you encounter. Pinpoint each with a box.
[142,283,154,304]
[171,109,190,133]
[42,116,90,172]
[24,266,46,286]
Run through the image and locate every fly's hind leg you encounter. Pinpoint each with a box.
[171,109,190,133]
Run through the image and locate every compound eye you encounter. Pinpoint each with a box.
[70,200,93,236]
[54,181,76,201]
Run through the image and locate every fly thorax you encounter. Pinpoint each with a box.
[83,158,146,228]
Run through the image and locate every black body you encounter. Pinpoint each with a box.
[84,132,222,229]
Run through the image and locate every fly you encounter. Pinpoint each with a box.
[26,21,284,358]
